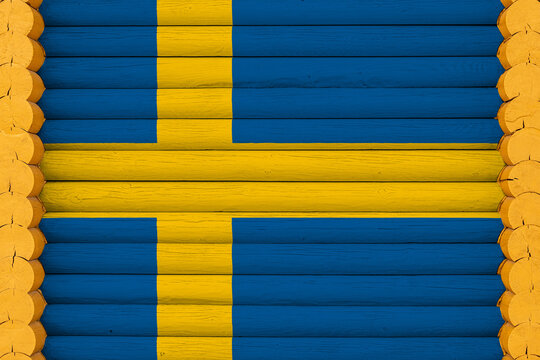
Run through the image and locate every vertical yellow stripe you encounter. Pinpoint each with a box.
[157,0,233,25]
[157,26,233,56]
[157,58,233,88]
[157,275,233,304]
[157,244,233,274]
[157,305,233,336]
[156,89,233,118]
[157,337,232,360]
[157,217,233,243]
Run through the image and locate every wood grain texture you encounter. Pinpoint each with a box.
[39,182,504,212]
[40,150,504,181]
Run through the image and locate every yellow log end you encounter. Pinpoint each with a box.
[0,98,44,134]
[498,31,540,69]
[499,161,540,196]
[0,257,44,292]
[499,290,540,325]
[502,356,540,360]
[0,193,45,228]
[500,257,540,294]
[0,225,45,260]
[498,97,540,134]
[0,130,44,164]
[0,353,46,360]
[498,63,540,101]
[0,289,46,324]
[0,64,45,102]
[0,321,46,356]
[500,322,540,358]
[499,225,540,260]
[502,0,518,7]
[0,160,44,197]
[499,128,540,165]
[499,193,540,228]
[498,0,540,38]
[0,32,45,71]
[0,0,44,39]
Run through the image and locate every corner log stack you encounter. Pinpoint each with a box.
[497,0,540,358]
[0,0,47,359]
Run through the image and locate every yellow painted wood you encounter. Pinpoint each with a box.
[157,305,232,336]
[157,90,232,119]
[499,290,540,325]
[157,244,232,274]
[500,258,540,294]
[157,58,232,88]
[157,337,231,360]
[0,98,44,134]
[0,225,45,260]
[157,26,232,56]
[0,289,46,324]
[0,321,45,356]
[499,193,540,229]
[0,0,44,39]
[499,161,540,196]
[157,276,232,304]
[0,64,44,102]
[498,63,540,101]
[157,0,232,25]
[0,257,44,292]
[0,32,45,71]
[498,31,540,69]
[499,322,540,359]
[40,150,504,181]
[499,128,540,165]
[40,182,503,212]
[498,0,540,38]
[498,97,540,134]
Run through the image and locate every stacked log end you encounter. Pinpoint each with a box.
[497,0,540,358]
[0,0,47,358]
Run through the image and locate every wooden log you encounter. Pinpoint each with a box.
[498,97,540,134]
[42,274,503,306]
[0,257,44,292]
[0,0,44,39]
[0,353,46,360]
[498,161,540,196]
[498,31,540,69]
[0,289,46,324]
[499,258,540,294]
[0,161,44,197]
[499,322,540,358]
[39,0,503,25]
[499,128,540,165]
[0,33,45,71]
[42,336,503,360]
[40,150,504,182]
[40,119,502,150]
[499,193,540,228]
[40,243,503,275]
[497,63,540,101]
[0,193,44,228]
[0,130,44,164]
[39,26,502,57]
[0,321,45,356]
[41,305,502,337]
[40,213,502,244]
[39,57,503,89]
[499,290,540,325]
[0,98,44,133]
[39,88,501,119]
[499,225,540,260]
[39,182,503,212]
[0,64,45,102]
[498,0,540,38]
[0,225,45,260]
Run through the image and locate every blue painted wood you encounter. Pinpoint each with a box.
[39,57,502,89]
[39,26,501,56]
[39,88,500,119]
[40,218,158,243]
[42,275,503,306]
[40,0,503,25]
[43,336,502,360]
[41,305,501,336]
[40,244,503,275]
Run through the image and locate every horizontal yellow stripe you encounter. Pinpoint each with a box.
[157,244,232,274]
[40,182,503,212]
[40,150,504,181]
[157,58,232,88]
[157,275,232,304]
[157,337,231,360]
[157,27,232,56]
[157,305,232,336]
[157,0,232,25]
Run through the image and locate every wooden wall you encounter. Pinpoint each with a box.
[5,0,540,359]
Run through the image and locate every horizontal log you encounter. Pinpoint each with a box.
[43,336,503,360]
[40,213,502,244]
[40,119,503,149]
[40,182,503,212]
[39,26,502,56]
[40,150,504,181]
[39,57,503,88]
[41,305,502,337]
[42,275,503,306]
[40,243,503,275]
[40,0,503,25]
[39,88,501,119]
